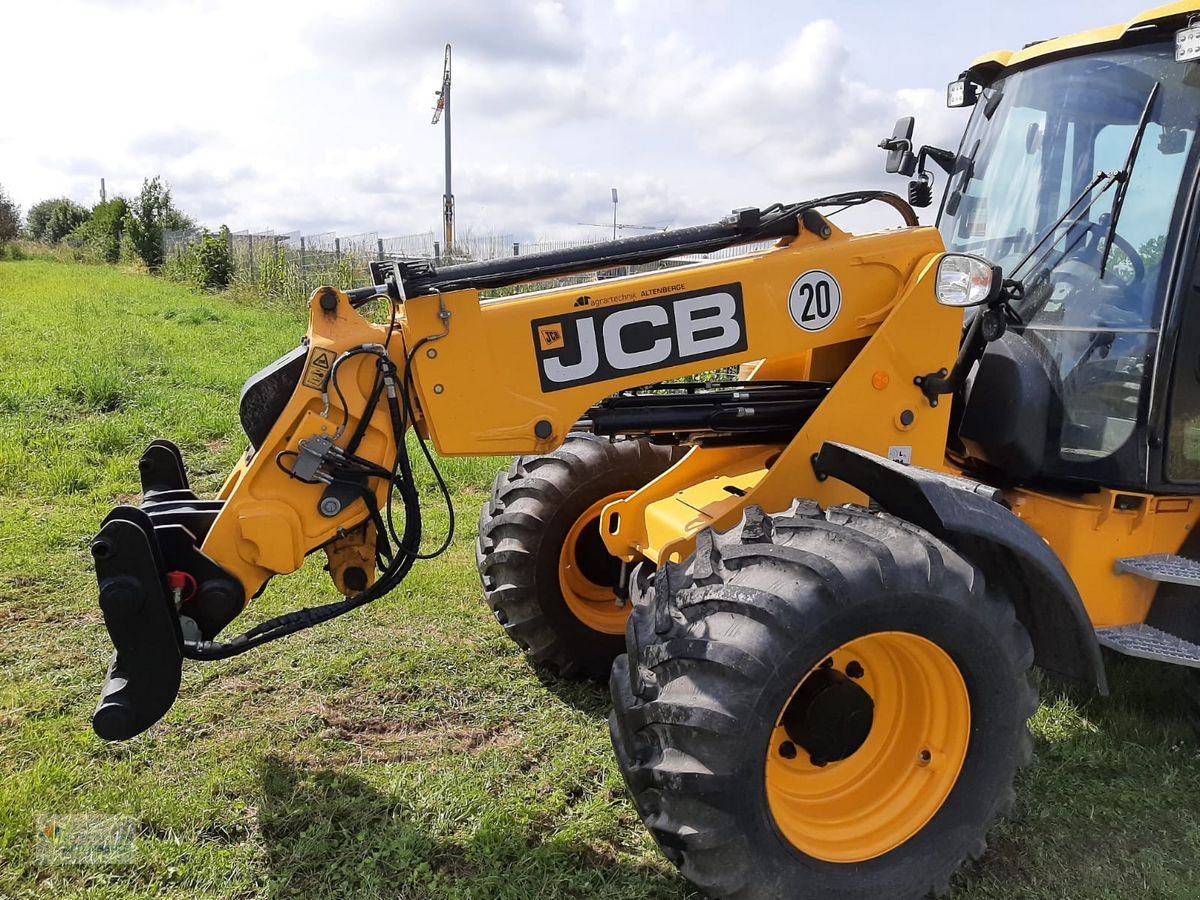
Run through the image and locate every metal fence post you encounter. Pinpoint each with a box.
[335,237,341,265]
[377,238,385,261]
[248,233,255,282]
[434,241,441,260]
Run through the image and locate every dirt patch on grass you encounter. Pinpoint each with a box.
[0,602,73,626]
[318,709,522,758]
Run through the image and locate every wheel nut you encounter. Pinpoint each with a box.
[918,748,932,767]
[779,741,797,759]
[846,660,864,679]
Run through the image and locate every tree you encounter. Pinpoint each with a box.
[0,184,19,247]
[26,197,89,243]
[45,200,89,243]
[122,177,193,270]
[70,197,129,263]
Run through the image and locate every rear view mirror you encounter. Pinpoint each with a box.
[880,117,917,176]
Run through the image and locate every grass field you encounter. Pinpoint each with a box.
[2,258,1200,899]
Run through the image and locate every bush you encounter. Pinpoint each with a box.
[69,197,128,263]
[0,184,19,250]
[163,226,233,290]
[123,177,193,271]
[26,198,90,243]
[197,227,232,287]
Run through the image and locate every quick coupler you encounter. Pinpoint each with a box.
[90,440,244,741]
[90,505,184,741]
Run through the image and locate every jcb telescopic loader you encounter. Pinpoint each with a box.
[87,4,1200,897]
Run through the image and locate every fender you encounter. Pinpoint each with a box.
[815,441,1107,693]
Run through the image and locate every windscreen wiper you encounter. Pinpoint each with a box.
[1006,170,1122,292]
[1099,81,1160,278]
[1005,82,1161,295]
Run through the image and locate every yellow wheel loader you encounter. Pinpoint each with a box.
[88,4,1200,897]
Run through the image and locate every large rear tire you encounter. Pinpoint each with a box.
[609,501,1037,900]
[477,434,680,680]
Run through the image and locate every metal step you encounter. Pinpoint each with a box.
[1114,554,1200,587]
[1096,624,1200,668]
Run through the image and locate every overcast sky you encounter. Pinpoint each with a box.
[2,1,1144,243]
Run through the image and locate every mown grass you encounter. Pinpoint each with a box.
[1,259,1199,899]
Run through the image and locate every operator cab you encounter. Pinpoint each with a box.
[889,19,1200,492]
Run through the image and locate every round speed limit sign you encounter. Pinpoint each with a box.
[788,270,842,332]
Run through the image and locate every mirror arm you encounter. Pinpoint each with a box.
[919,146,957,175]
[914,313,982,406]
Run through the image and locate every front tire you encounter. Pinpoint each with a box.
[609,501,1036,900]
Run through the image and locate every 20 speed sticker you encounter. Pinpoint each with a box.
[788,269,842,332]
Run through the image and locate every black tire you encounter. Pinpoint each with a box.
[477,434,681,680]
[610,501,1037,900]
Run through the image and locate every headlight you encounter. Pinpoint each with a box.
[935,254,1002,307]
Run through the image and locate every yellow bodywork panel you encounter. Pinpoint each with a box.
[1007,489,1200,627]
[970,3,1198,74]
[400,222,958,566]
[202,288,399,600]
[602,244,960,565]
[402,224,948,457]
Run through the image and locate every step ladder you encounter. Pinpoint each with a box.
[1100,554,1200,667]
[1114,554,1200,587]
[1095,624,1200,667]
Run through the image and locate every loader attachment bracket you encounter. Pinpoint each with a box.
[814,441,1108,692]
[91,505,184,741]
[89,441,250,740]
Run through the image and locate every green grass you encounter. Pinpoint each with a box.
[1,259,1200,899]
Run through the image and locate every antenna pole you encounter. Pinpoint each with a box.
[432,44,454,253]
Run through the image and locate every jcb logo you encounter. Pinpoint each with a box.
[532,284,747,392]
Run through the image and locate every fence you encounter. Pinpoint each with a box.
[161,226,776,302]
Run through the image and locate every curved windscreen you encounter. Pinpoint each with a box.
[941,44,1199,480]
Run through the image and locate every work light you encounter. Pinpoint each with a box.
[946,77,979,108]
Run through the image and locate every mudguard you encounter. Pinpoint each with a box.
[815,441,1107,693]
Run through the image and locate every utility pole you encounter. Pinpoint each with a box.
[611,187,618,240]
[431,44,454,253]
[100,178,106,203]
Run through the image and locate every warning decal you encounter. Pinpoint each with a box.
[302,347,336,390]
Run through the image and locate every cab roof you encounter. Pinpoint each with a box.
[970,2,1200,78]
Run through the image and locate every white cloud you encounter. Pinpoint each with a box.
[0,0,1142,241]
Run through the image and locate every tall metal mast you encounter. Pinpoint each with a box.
[431,44,454,253]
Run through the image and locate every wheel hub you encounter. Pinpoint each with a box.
[764,631,971,863]
[780,663,875,767]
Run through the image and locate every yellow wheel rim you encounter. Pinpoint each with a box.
[558,491,632,635]
[764,631,971,863]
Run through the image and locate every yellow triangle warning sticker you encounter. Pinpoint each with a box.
[302,348,337,389]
